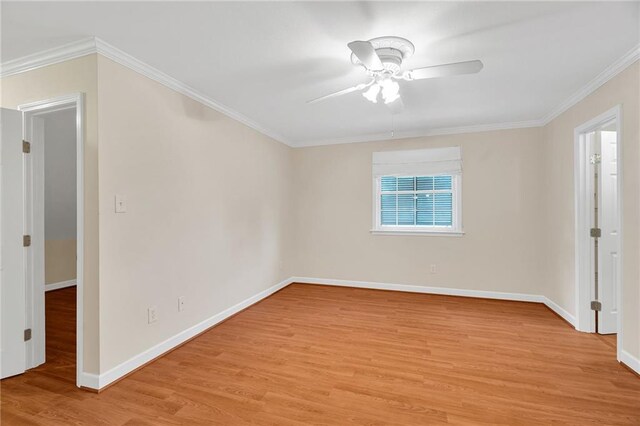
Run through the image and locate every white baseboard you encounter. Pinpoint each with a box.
[45,279,77,292]
[542,297,577,328]
[293,278,580,329]
[293,278,638,377]
[620,350,640,375]
[78,372,100,389]
[91,277,293,390]
[85,275,631,391]
[291,277,545,303]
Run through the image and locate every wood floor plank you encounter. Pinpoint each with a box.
[1,284,639,425]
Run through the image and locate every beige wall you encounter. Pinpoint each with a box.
[45,239,76,284]
[96,56,294,372]
[292,62,639,363]
[292,127,545,295]
[43,108,77,285]
[1,55,100,374]
[2,53,638,378]
[542,63,640,360]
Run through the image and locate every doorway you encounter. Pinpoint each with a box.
[41,108,78,383]
[18,94,84,386]
[574,105,622,359]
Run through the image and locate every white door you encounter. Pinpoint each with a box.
[1,108,26,379]
[597,128,619,334]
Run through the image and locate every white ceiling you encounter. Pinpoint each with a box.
[2,2,639,147]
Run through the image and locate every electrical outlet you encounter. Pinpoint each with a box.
[178,296,185,312]
[148,306,158,324]
[430,264,436,274]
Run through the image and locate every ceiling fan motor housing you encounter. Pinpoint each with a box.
[376,48,403,73]
[350,36,415,74]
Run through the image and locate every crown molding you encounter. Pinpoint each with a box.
[294,119,543,148]
[540,43,640,125]
[2,37,638,148]
[294,43,639,147]
[92,38,291,146]
[1,37,292,146]
[297,44,640,147]
[0,37,96,78]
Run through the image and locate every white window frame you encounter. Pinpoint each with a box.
[371,174,463,236]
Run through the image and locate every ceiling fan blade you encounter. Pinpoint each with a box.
[406,60,483,80]
[348,40,384,71]
[307,81,371,104]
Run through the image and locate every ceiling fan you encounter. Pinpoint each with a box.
[308,36,483,106]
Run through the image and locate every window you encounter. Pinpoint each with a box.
[372,147,463,235]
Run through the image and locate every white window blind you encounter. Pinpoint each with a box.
[372,146,462,177]
[380,176,454,227]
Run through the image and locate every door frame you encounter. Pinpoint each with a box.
[573,104,622,358]
[18,93,84,387]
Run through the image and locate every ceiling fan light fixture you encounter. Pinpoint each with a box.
[363,84,380,103]
[380,79,400,104]
[383,91,400,104]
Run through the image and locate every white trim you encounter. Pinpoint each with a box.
[298,44,639,147]
[88,277,293,390]
[81,276,635,391]
[18,93,85,388]
[370,230,465,237]
[2,39,637,148]
[294,278,584,330]
[78,372,100,390]
[92,39,290,146]
[45,280,77,292]
[574,126,595,333]
[620,350,640,376]
[372,173,463,235]
[297,278,578,330]
[573,105,623,361]
[0,38,96,78]
[543,297,576,328]
[1,37,291,147]
[291,277,544,303]
[297,120,544,148]
[541,44,640,125]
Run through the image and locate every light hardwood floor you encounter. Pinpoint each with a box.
[1,284,639,425]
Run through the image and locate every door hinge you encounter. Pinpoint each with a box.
[590,228,601,238]
[22,140,31,154]
[591,301,602,311]
[24,328,32,342]
[23,235,31,247]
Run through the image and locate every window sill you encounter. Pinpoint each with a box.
[370,229,465,237]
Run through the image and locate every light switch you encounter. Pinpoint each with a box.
[148,306,158,324]
[115,194,127,213]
